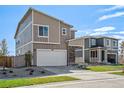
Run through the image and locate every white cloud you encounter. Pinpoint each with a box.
[119,31,124,34]
[90,32,107,36]
[103,5,124,12]
[112,35,124,40]
[94,26,115,32]
[99,12,124,21]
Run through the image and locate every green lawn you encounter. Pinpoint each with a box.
[111,72,124,76]
[0,76,79,88]
[87,65,124,72]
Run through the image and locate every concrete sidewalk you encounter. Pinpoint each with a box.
[19,69,124,88]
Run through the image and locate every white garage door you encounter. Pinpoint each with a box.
[37,49,67,66]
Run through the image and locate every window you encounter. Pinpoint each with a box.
[91,39,96,46]
[38,25,48,37]
[106,39,110,46]
[91,50,97,58]
[113,40,117,47]
[16,40,20,45]
[62,28,67,35]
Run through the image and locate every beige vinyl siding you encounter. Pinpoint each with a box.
[33,43,66,50]
[33,11,60,43]
[69,39,83,46]
[70,31,75,39]
[60,22,71,39]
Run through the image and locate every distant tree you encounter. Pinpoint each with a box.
[0,39,9,71]
[0,39,9,56]
[120,41,124,73]
[120,41,124,58]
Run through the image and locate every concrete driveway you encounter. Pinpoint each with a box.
[20,66,124,88]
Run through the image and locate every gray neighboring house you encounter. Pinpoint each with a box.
[14,8,76,66]
[69,36,119,64]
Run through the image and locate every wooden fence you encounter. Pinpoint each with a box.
[0,55,27,68]
[13,55,26,67]
[0,56,13,68]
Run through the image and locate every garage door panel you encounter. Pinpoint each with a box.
[37,49,67,66]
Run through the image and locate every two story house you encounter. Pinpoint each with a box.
[69,36,119,64]
[14,8,76,66]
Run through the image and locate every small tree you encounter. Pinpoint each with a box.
[25,51,32,67]
[0,39,9,70]
[120,41,124,72]
[120,41,124,56]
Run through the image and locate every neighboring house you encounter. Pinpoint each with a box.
[14,8,76,66]
[69,36,119,64]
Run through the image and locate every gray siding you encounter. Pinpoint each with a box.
[104,38,118,49]
[18,14,32,33]
[16,12,32,55]
[85,50,90,62]
[16,43,32,55]
[16,24,32,48]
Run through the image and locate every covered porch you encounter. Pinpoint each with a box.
[89,47,107,63]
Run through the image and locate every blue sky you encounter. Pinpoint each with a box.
[0,5,124,55]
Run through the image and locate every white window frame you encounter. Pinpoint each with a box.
[62,28,67,35]
[38,25,49,38]
[112,40,118,47]
[91,39,96,46]
[106,39,111,47]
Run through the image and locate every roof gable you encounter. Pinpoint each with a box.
[14,8,73,39]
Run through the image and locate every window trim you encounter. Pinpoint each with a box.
[112,40,118,47]
[106,39,111,47]
[38,25,49,38]
[62,28,67,35]
[91,39,96,46]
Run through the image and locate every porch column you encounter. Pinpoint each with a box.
[82,39,85,63]
[104,50,107,63]
[98,48,101,63]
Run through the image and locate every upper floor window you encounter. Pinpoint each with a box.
[91,39,96,46]
[106,39,111,46]
[113,40,118,47]
[38,25,49,37]
[62,28,67,35]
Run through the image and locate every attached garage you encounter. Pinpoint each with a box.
[37,49,67,66]
[107,54,116,64]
